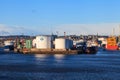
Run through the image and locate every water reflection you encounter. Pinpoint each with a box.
[34,54,49,63]
[34,54,48,58]
[0,51,120,80]
[96,50,120,56]
[54,54,65,59]
[53,54,66,63]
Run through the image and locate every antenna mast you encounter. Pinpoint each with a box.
[113,28,115,37]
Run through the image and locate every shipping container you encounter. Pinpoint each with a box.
[25,40,32,49]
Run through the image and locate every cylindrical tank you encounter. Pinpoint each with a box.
[69,39,73,48]
[35,36,52,49]
[32,39,36,48]
[55,38,73,49]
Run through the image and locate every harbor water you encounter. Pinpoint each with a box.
[0,50,120,80]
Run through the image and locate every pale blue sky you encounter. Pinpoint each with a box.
[0,0,120,35]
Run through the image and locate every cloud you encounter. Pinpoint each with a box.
[0,24,54,36]
[54,23,120,35]
[0,23,120,36]
[0,24,38,36]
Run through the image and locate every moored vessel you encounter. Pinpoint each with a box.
[4,40,14,51]
[106,37,118,50]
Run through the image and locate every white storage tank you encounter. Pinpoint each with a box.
[55,38,73,50]
[35,36,52,49]
[32,39,37,48]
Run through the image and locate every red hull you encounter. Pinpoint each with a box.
[106,45,118,50]
[106,37,118,50]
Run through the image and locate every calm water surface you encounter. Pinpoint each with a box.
[0,50,120,80]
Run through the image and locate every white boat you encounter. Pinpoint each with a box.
[4,41,14,51]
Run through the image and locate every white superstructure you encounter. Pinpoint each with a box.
[98,37,107,45]
[4,41,14,46]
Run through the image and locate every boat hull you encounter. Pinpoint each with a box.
[106,45,118,50]
[85,46,98,54]
[106,37,118,50]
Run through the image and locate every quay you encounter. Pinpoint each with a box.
[23,50,82,54]
[16,48,83,54]
[14,48,97,54]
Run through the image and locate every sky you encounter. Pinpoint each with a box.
[0,0,120,36]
